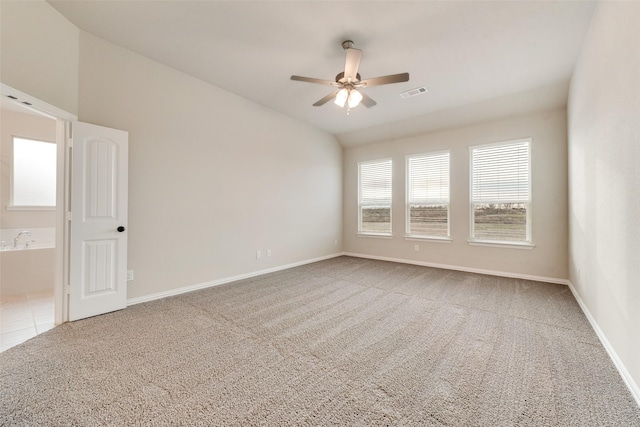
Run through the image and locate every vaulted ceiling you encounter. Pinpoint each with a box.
[48,1,596,146]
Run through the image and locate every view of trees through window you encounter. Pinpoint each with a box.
[408,204,448,236]
[473,203,527,241]
[358,158,392,235]
[361,207,391,233]
[359,139,529,243]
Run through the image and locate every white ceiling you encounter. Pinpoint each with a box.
[48,0,596,145]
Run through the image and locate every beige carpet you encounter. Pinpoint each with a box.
[1,256,639,425]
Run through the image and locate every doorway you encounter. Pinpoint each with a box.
[0,84,77,351]
[0,97,60,350]
[1,83,130,345]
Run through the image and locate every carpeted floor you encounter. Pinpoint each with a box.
[1,256,639,425]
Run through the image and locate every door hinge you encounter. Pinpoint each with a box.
[65,285,71,295]
[66,138,73,149]
[66,211,72,221]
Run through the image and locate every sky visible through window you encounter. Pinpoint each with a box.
[12,137,57,207]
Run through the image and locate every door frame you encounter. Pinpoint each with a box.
[1,83,77,325]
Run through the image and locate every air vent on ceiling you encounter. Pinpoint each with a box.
[400,86,428,99]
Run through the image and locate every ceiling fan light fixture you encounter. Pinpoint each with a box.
[348,89,363,108]
[334,88,349,107]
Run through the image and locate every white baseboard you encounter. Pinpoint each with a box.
[344,252,639,406]
[126,251,638,407]
[129,251,567,307]
[567,281,640,408]
[342,252,569,285]
[126,252,343,306]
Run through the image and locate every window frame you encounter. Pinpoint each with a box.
[9,135,57,211]
[357,158,393,237]
[405,150,451,241]
[468,138,533,248]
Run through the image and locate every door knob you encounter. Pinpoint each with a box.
[117,226,126,232]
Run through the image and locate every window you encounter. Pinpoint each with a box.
[406,151,450,239]
[358,159,392,236]
[470,138,531,244]
[11,137,57,208]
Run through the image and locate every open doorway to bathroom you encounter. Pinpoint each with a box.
[0,97,58,351]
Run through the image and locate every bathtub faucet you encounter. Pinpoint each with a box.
[13,230,31,249]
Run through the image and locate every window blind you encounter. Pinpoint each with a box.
[407,152,450,238]
[408,152,450,204]
[359,160,392,206]
[470,139,531,243]
[358,159,392,235]
[471,141,529,202]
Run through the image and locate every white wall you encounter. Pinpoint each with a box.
[0,109,57,229]
[78,32,343,300]
[344,109,568,281]
[568,1,640,399]
[0,0,79,114]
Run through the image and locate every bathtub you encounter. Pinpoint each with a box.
[0,228,56,295]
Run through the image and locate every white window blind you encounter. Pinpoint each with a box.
[406,151,450,238]
[470,139,531,242]
[358,159,392,235]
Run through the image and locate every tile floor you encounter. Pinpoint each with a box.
[0,290,55,352]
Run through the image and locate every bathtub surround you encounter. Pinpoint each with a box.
[0,246,56,295]
[0,227,55,250]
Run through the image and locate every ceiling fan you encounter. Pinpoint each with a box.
[291,40,409,111]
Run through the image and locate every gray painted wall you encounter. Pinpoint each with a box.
[343,109,569,282]
[568,0,640,400]
[77,32,343,300]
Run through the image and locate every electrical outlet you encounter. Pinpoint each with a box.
[414,244,420,252]
[126,270,134,281]
[334,239,338,246]
[267,249,272,257]
[256,250,261,259]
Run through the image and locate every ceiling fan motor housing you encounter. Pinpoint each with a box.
[336,72,361,84]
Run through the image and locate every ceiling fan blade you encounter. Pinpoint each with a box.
[360,92,377,108]
[291,75,338,86]
[313,90,340,107]
[358,72,410,87]
[343,48,362,82]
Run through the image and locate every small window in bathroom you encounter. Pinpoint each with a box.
[10,137,57,209]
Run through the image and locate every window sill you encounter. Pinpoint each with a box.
[357,232,393,239]
[404,235,452,244]
[7,205,56,211]
[467,240,535,250]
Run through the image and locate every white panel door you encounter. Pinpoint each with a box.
[69,122,128,321]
